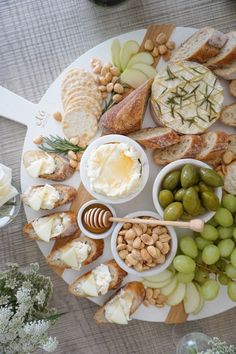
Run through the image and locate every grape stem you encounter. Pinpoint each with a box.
[196,262,224,276]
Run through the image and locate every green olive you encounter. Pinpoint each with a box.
[175,188,186,201]
[198,181,213,193]
[163,202,183,221]
[183,187,201,216]
[193,185,200,193]
[162,171,181,191]
[180,164,199,188]
[201,191,219,211]
[159,190,174,208]
[181,213,192,221]
[199,168,223,187]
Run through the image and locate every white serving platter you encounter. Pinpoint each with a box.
[0,26,235,322]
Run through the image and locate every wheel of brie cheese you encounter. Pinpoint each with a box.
[151,61,224,134]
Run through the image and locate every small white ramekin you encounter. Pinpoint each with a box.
[80,135,149,205]
[152,159,222,223]
[77,199,117,239]
[111,210,178,277]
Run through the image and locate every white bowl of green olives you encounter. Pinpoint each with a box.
[153,159,223,223]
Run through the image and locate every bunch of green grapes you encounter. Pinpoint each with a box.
[172,194,236,302]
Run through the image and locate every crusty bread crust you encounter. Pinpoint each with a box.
[68,259,127,298]
[21,184,77,210]
[196,131,228,160]
[23,211,78,241]
[206,31,236,68]
[23,150,74,181]
[220,103,236,127]
[99,79,153,135]
[94,281,145,324]
[214,60,236,80]
[128,127,180,149]
[46,233,104,270]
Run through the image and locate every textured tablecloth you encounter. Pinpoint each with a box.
[1,0,236,353]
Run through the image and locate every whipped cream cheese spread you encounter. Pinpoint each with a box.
[26,154,56,178]
[87,143,141,198]
[0,163,18,208]
[60,241,91,270]
[78,264,112,297]
[32,212,69,242]
[105,289,133,325]
[25,184,60,211]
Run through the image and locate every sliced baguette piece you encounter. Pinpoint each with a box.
[94,281,145,324]
[69,259,127,298]
[23,150,74,181]
[228,134,236,157]
[46,234,104,270]
[23,211,78,241]
[171,27,227,63]
[206,31,236,68]
[229,80,236,98]
[196,131,228,160]
[220,103,236,127]
[128,127,180,149]
[214,60,236,80]
[21,184,77,211]
[224,161,236,195]
[153,135,202,165]
[99,79,153,135]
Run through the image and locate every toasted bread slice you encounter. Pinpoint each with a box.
[153,135,202,165]
[69,259,127,298]
[46,235,104,270]
[171,27,227,63]
[206,31,236,68]
[224,161,236,195]
[128,127,180,149]
[94,281,145,324]
[229,80,236,98]
[228,134,236,157]
[205,156,223,168]
[21,184,77,211]
[23,211,78,241]
[196,131,228,160]
[99,79,153,135]
[214,60,236,80]
[220,103,236,127]
[23,150,74,181]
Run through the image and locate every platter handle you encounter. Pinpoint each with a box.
[0,86,37,127]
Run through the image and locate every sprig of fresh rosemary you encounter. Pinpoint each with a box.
[39,135,86,155]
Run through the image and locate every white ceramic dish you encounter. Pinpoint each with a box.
[152,159,223,223]
[80,135,149,204]
[77,199,116,239]
[111,210,178,277]
[1,26,235,322]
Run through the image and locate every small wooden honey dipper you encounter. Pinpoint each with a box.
[83,206,205,233]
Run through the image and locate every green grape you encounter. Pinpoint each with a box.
[227,281,236,302]
[173,255,196,274]
[214,208,234,227]
[200,224,218,241]
[221,194,236,214]
[217,239,235,257]
[195,237,212,251]
[194,268,209,285]
[218,226,234,239]
[207,217,218,227]
[202,245,220,265]
[179,236,198,258]
[195,252,203,264]
[233,227,236,241]
[230,248,236,267]
[215,259,227,271]
[218,274,231,285]
[225,264,236,279]
[176,272,195,283]
[201,279,220,300]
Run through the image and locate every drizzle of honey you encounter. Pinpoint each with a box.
[82,203,112,234]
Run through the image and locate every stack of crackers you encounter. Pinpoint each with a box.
[61,69,103,146]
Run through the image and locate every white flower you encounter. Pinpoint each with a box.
[40,337,58,352]
[16,287,31,304]
[23,320,50,337]
[36,289,46,306]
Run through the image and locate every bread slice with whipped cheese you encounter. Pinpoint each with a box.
[214,60,236,80]
[23,211,78,242]
[220,103,236,127]
[128,127,180,149]
[21,184,77,211]
[69,259,127,298]
[196,131,228,161]
[153,135,203,165]
[94,281,145,325]
[23,150,74,181]
[171,27,227,63]
[46,234,104,270]
[206,31,236,68]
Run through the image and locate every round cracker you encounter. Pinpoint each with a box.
[64,96,102,117]
[62,85,102,107]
